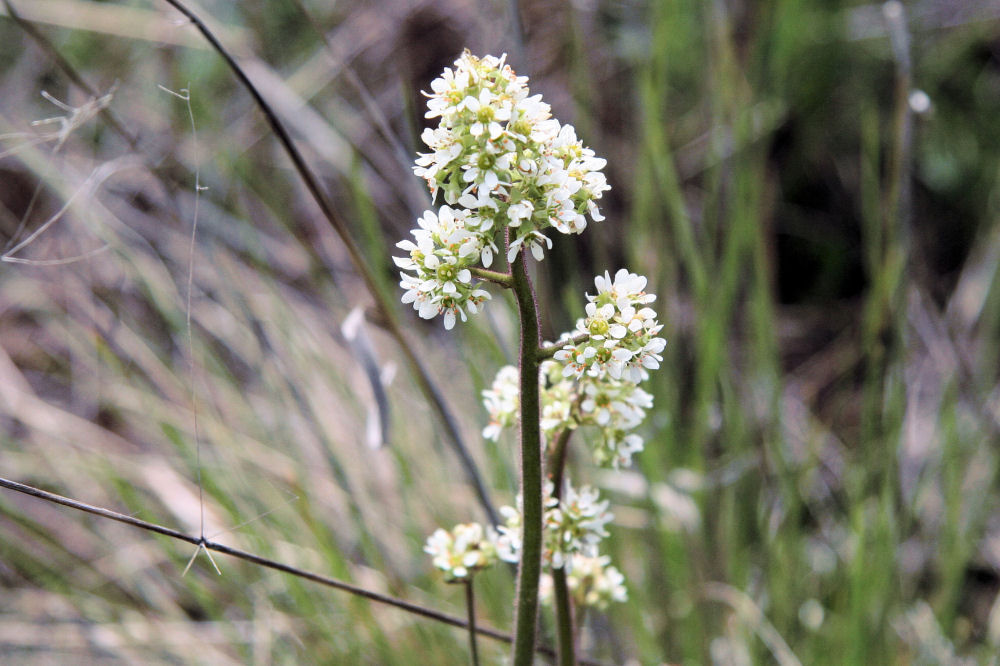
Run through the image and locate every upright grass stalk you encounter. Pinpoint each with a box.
[510,250,544,666]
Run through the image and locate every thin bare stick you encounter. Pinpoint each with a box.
[156,83,208,540]
[158,0,498,526]
[465,580,481,666]
[1,0,138,148]
[158,83,213,575]
[0,476,607,665]
[0,474,496,631]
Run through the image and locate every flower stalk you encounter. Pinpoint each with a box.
[536,332,589,361]
[407,53,648,662]
[552,568,576,666]
[465,580,481,666]
[548,428,578,666]
[469,266,514,287]
[510,249,544,666]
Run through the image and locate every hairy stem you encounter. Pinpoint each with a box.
[537,332,589,360]
[548,428,577,666]
[469,266,513,287]
[510,249,543,666]
[466,581,481,666]
[552,569,576,666]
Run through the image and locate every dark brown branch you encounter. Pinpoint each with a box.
[0,475,615,664]
[2,0,138,148]
[158,0,497,526]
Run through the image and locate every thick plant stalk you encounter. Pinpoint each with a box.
[510,251,544,666]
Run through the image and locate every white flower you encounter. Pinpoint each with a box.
[594,431,645,469]
[424,522,499,582]
[507,230,552,263]
[507,199,534,227]
[579,379,652,431]
[540,361,576,437]
[539,554,628,610]
[482,365,520,441]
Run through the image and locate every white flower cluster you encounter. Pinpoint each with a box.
[539,554,628,611]
[554,269,666,383]
[424,522,499,582]
[394,206,492,330]
[481,365,519,441]
[578,376,653,468]
[424,492,625,610]
[416,55,647,617]
[480,270,664,468]
[397,51,609,328]
[495,481,614,571]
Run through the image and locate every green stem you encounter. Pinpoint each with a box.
[465,580,481,666]
[510,249,543,666]
[552,568,576,666]
[536,332,589,360]
[547,429,573,493]
[548,428,577,666]
[470,266,513,287]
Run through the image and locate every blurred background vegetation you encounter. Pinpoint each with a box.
[1,0,999,663]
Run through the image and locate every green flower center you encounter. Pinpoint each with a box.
[477,152,496,171]
[477,106,495,123]
[588,318,609,336]
[437,264,457,282]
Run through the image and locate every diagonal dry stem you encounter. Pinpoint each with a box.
[158,0,498,526]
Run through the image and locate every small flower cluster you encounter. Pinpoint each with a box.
[554,269,666,383]
[396,51,609,328]
[495,481,613,571]
[494,482,623,610]
[539,554,628,610]
[577,376,653,467]
[481,270,664,468]
[424,522,499,582]
[424,484,624,608]
[482,365,520,441]
[394,206,492,330]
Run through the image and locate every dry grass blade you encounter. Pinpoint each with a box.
[158,0,498,525]
[0,476,608,665]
